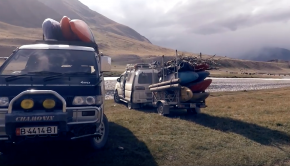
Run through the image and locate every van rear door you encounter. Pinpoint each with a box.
[132,71,158,103]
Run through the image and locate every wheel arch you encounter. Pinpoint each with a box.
[156,100,170,115]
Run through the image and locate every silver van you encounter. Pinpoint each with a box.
[114,64,159,109]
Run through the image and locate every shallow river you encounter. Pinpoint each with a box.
[104,77,290,99]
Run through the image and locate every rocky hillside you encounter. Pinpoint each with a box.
[0,0,150,43]
[0,0,289,73]
[0,0,176,57]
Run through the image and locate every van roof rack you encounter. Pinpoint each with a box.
[126,63,151,70]
[34,40,99,54]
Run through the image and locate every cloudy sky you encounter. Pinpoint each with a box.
[79,0,290,58]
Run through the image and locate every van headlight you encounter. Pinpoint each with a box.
[0,97,9,106]
[43,99,56,109]
[21,99,34,109]
[72,96,102,105]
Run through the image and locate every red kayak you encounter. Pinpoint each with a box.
[194,64,209,71]
[187,79,212,93]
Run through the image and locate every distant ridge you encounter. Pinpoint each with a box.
[241,47,290,62]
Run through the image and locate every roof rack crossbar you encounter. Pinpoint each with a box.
[126,63,151,70]
[34,40,100,54]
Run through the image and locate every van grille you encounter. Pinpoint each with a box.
[66,96,74,106]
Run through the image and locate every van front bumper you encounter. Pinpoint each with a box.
[0,90,104,142]
[0,106,103,142]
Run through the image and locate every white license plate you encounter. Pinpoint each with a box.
[190,103,196,108]
[16,126,58,136]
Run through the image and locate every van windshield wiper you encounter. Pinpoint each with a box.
[64,72,93,75]
[5,74,30,82]
[28,71,63,75]
[5,71,63,82]
[43,72,93,81]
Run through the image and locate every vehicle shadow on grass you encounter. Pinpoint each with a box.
[166,110,290,146]
[0,122,157,166]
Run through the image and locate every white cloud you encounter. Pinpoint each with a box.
[79,0,290,57]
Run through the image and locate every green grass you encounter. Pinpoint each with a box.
[102,90,290,166]
[2,88,290,165]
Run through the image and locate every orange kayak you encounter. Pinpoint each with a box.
[60,16,78,41]
[69,19,95,43]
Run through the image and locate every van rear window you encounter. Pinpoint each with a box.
[138,73,153,84]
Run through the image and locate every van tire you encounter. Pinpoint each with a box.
[157,102,165,116]
[89,114,109,150]
[127,103,132,109]
[187,107,201,114]
[0,142,14,155]
[114,91,121,103]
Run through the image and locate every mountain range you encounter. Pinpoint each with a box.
[1,0,290,73]
[240,47,290,63]
[0,0,176,58]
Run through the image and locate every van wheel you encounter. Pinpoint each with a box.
[187,108,201,114]
[127,103,132,109]
[0,142,10,155]
[114,91,121,103]
[157,102,165,116]
[90,114,109,150]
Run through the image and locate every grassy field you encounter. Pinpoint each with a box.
[103,71,123,77]
[105,64,287,78]
[0,59,285,79]
[2,88,290,165]
[101,89,290,166]
[103,68,283,78]
[209,73,283,78]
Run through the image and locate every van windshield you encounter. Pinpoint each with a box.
[138,73,153,84]
[0,49,98,75]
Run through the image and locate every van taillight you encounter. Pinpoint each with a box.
[135,86,145,90]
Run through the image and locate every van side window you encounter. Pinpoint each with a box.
[120,75,124,82]
[126,72,131,81]
[138,73,153,84]
[130,72,135,82]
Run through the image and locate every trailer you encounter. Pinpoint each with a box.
[149,53,207,116]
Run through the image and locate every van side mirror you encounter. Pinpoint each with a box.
[0,57,8,61]
[100,55,111,72]
[117,78,120,82]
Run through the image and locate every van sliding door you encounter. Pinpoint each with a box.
[124,71,133,101]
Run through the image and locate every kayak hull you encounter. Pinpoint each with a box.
[187,79,212,93]
[60,16,78,41]
[165,71,199,85]
[42,18,64,41]
[189,92,210,102]
[70,19,95,43]
[180,86,193,102]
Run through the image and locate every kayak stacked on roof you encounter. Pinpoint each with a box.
[42,16,95,43]
[156,57,214,103]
